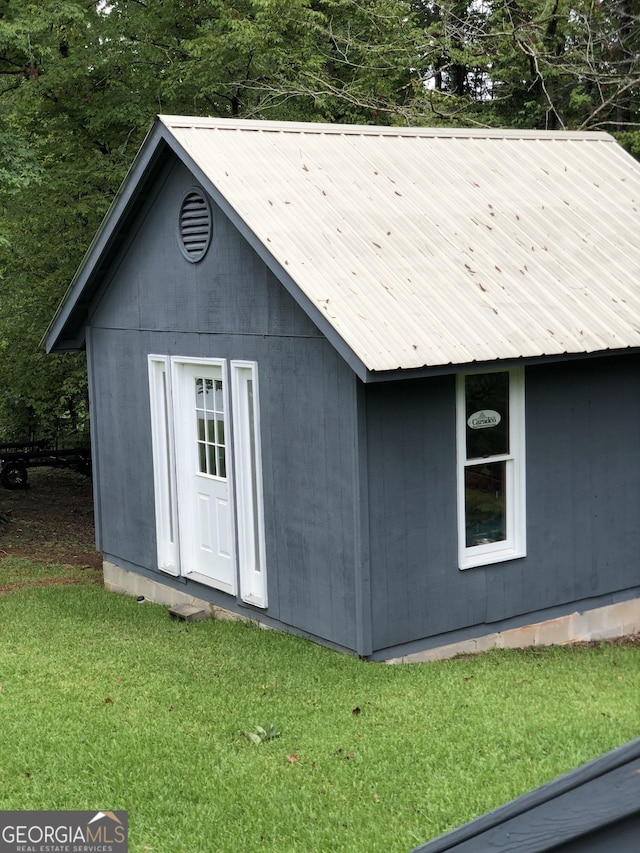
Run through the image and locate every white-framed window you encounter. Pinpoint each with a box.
[456,367,526,570]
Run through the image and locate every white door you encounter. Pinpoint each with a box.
[173,360,235,593]
[149,356,267,606]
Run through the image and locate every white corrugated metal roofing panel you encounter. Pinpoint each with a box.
[160,115,640,373]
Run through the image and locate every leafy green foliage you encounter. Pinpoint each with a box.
[0,0,423,441]
[415,0,640,131]
[0,0,638,440]
[245,723,281,744]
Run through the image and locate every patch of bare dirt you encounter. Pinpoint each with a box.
[0,466,102,571]
[0,576,95,594]
[567,634,640,649]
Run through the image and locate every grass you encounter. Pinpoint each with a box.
[0,555,97,589]
[0,557,639,852]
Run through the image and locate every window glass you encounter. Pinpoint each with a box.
[205,378,214,409]
[214,379,224,412]
[194,375,227,478]
[465,372,509,459]
[458,366,525,569]
[207,444,217,477]
[464,461,506,546]
[206,414,215,442]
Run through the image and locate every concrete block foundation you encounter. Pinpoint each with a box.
[103,561,640,662]
[386,598,640,664]
[103,561,248,624]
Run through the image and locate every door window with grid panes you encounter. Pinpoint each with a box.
[195,375,226,478]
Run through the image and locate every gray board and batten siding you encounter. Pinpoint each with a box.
[86,157,363,652]
[366,356,640,657]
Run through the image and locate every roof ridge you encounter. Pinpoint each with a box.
[158,115,612,142]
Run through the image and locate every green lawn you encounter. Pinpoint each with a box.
[0,557,639,853]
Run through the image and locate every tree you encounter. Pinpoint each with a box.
[0,0,424,442]
[413,0,640,138]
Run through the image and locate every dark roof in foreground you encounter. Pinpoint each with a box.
[412,737,640,853]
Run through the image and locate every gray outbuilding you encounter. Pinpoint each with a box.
[46,116,640,659]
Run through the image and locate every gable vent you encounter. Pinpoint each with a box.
[178,189,212,262]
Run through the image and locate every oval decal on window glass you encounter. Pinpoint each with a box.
[468,410,501,430]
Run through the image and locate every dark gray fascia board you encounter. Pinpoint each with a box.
[364,345,640,383]
[43,121,170,353]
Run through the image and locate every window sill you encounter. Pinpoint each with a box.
[459,546,525,571]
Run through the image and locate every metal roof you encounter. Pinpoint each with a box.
[158,116,640,373]
[47,115,640,376]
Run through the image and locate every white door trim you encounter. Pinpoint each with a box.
[231,360,268,608]
[148,356,180,575]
